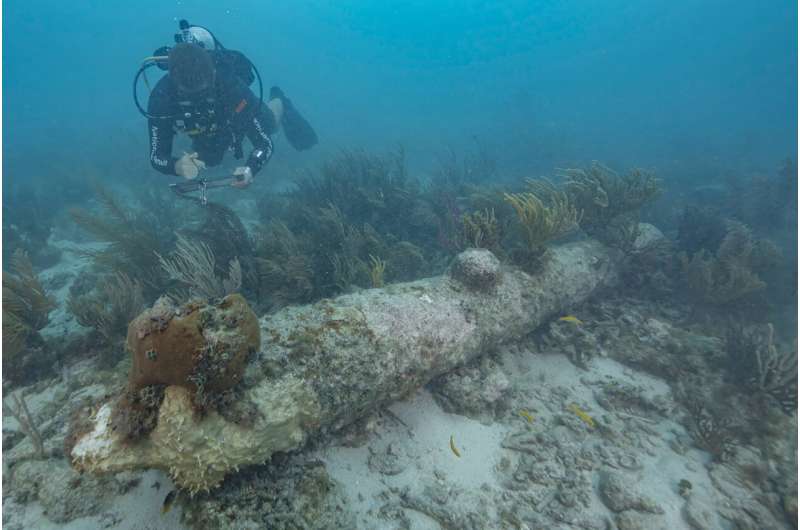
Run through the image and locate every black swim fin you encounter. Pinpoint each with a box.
[271,86,318,151]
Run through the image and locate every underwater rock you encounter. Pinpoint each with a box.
[2,426,23,451]
[399,479,493,530]
[68,241,620,492]
[615,511,668,530]
[333,413,381,448]
[631,222,665,251]
[597,470,663,514]
[367,442,407,476]
[537,316,600,368]
[594,380,672,419]
[708,462,788,529]
[429,355,510,422]
[181,456,356,530]
[448,248,502,291]
[682,493,722,530]
[7,458,134,523]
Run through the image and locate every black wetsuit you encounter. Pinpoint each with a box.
[147,66,275,178]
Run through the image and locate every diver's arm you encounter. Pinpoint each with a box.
[229,111,273,188]
[148,120,178,175]
[243,115,274,177]
[147,77,179,176]
[228,79,275,178]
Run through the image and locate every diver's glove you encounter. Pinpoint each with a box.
[231,166,253,188]
[175,152,206,179]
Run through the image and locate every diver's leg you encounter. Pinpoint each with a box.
[266,97,284,130]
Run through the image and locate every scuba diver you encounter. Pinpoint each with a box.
[135,20,317,190]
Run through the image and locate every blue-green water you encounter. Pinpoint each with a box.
[4,0,796,182]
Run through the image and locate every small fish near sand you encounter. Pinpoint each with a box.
[449,435,462,457]
[519,409,535,423]
[162,490,178,514]
[558,315,583,325]
[567,403,596,429]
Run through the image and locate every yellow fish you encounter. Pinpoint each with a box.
[558,315,583,325]
[449,435,461,457]
[567,403,596,429]
[519,409,535,423]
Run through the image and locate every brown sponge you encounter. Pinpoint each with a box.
[127,294,260,396]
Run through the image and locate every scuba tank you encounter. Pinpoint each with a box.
[133,19,263,120]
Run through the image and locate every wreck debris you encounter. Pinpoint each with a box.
[68,242,619,492]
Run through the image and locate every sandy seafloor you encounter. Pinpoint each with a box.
[318,353,702,530]
[2,223,796,530]
[4,349,708,529]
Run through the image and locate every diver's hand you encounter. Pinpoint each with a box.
[231,166,253,188]
[175,152,206,180]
